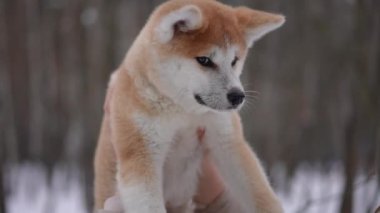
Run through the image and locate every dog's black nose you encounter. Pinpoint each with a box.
[227,88,245,106]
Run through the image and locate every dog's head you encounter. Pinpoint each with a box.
[142,0,284,113]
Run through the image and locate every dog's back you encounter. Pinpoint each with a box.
[94,95,117,209]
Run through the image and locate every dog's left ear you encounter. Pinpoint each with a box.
[156,5,203,43]
[235,7,285,48]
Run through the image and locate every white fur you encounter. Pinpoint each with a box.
[116,50,282,212]
[123,109,258,213]
[115,41,278,212]
[118,180,166,213]
[117,114,183,213]
[148,45,244,113]
[163,112,234,210]
[108,72,118,88]
[163,118,204,208]
[156,5,203,43]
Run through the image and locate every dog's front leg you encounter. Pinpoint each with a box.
[108,71,168,213]
[111,116,167,213]
[208,112,282,213]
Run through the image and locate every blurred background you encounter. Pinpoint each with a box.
[0,0,379,212]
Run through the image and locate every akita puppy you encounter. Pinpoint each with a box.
[94,0,285,212]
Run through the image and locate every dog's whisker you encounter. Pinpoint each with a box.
[245,94,259,98]
[245,91,261,95]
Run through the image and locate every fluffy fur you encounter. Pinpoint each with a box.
[94,0,285,212]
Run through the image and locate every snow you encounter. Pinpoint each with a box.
[4,164,86,213]
[3,163,379,213]
[277,164,380,213]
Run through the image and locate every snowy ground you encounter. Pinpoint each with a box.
[4,164,87,213]
[275,164,380,213]
[3,163,380,213]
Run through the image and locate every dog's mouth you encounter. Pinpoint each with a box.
[194,94,232,111]
[194,93,242,111]
[194,94,206,106]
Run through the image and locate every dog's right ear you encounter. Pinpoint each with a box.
[155,5,203,43]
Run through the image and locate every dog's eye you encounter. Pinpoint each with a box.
[195,57,215,68]
[231,57,238,67]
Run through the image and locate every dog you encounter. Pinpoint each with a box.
[94,0,285,212]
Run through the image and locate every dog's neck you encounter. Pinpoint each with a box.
[122,65,184,115]
[120,32,187,116]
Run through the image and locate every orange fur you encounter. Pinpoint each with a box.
[149,0,247,58]
[94,69,155,208]
[94,115,117,208]
[94,0,284,211]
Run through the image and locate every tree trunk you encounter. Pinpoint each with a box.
[340,111,357,213]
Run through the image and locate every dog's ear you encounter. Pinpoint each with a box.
[156,5,203,43]
[235,7,285,48]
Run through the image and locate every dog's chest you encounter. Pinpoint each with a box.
[163,125,204,208]
[135,112,232,208]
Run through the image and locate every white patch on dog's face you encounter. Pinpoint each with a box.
[150,45,246,113]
